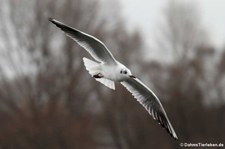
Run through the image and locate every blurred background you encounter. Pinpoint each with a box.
[0,0,224,148]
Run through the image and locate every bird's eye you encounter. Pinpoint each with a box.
[124,70,127,74]
[120,70,123,74]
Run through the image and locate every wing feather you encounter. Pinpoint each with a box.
[121,78,178,140]
[49,18,116,64]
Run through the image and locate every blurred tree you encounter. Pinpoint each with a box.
[157,0,208,63]
[150,0,225,148]
[0,0,148,148]
[0,0,225,148]
[0,0,128,148]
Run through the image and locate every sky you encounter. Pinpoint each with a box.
[120,0,225,49]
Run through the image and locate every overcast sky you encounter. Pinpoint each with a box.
[120,0,225,49]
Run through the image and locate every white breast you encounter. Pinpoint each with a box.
[101,63,125,82]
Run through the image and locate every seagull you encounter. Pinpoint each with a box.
[49,18,178,140]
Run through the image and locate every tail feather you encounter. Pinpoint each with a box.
[97,78,115,90]
[83,57,115,90]
[83,57,99,75]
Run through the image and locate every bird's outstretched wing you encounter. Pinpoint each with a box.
[49,18,116,64]
[121,78,178,140]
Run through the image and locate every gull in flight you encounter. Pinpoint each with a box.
[49,18,178,140]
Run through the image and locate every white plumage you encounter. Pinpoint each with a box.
[49,18,178,140]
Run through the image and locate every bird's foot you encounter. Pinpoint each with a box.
[93,73,103,78]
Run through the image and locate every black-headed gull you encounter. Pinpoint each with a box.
[49,18,178,140]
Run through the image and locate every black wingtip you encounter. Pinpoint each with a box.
[156,112,178,140]
[49,18,60,25]
[48,17,55,23]
[173,134,178,140]
[171,132,178,140]
[48,18,65,28]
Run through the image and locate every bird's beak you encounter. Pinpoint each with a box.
[129,75,136,79]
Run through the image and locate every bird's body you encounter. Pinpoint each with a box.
[100,61,129,82]
[49,18,178,140]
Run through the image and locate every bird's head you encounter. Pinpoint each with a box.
[119,67,136,79]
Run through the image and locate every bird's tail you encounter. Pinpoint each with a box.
[83,57,100,75]
[83,57,115,90]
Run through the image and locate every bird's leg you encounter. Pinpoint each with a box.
[93,73,104,78]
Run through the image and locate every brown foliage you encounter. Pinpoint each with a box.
[0,99,96,149]
[0,0,225,149]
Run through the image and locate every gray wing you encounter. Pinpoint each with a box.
[49,18,116,64]
[121,78,178,140]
